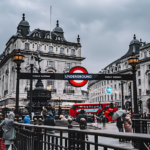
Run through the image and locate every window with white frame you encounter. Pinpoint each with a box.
[47,61,54,67]
[60,48,64,54]
[71,49,75,55]
[49,46,53,52]
[25,43,29,50]
[144,51,147,58]
[65,80,73,91]
[38,45,42,51]
[66,63,71,68]
[47,80,55,90]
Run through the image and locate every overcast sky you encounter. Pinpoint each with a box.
[0,0,150,90]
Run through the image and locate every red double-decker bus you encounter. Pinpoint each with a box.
[69,102,118,122]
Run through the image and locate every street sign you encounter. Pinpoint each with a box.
[68,66,89,87]
[105,87,113,94]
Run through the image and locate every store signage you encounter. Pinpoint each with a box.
[106,87,113,94]
[68,66,89,87]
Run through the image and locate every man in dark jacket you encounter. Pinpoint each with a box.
[116,117,124,142]
[44,113,56,150]
[76,109,87,126]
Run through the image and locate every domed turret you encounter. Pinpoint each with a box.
[121,34,140,59]
[17,14,30,36]
[51,20,67,41]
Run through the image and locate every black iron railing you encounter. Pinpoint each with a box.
[13,122,150,150]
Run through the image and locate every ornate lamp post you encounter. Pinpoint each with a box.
[57,94,62,117]
[13,50,25,116]
[128,53,139,118]
[29,54,34,118]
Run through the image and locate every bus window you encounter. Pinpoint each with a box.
[88,105,93,108]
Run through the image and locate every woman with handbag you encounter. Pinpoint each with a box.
[0,112,15,150]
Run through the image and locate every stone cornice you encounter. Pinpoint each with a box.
[0,49,85,68]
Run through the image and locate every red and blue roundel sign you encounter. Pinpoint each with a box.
[69,66,88,87]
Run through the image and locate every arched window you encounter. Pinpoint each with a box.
[71,49,75,55]
[60,48,64,54]
[25,43,29,50]
[38,45,42,51]
[49,46,53,52]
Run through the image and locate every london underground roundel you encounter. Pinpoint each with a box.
[69,66,88,87]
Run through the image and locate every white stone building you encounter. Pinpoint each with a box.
[0,14,86,107]
[88,35,150,114]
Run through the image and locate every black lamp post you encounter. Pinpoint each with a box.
[13,50,25,116]
[128,53,139,118]
[58,94,62,116]
[129,82,133,113]
[29,54,34,118]
[121,81,124,109]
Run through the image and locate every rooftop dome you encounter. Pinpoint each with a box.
[130,34,140,45]
[52,20,63,33]
[18,14,29,27]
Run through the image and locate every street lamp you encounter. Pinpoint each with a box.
[128,53,139,118]
[29,54,34,118]
[57,94,62,117]
[13,50,25,116]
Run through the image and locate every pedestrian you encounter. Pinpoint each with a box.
[0,113,3,138]
[44,113,56,150]
[93,115,98,127]
[101,112,106,128]
[52,106,55,119]
[122,113,132,133]
[42,107,48,120]
[116,117,124,142]
[23,115,31,124]
[0,112,15,150]
[76,109,87,126]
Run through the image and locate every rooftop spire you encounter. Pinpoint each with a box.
[22,13,25,21]
[56,20,59,27]
[133,34,136,39]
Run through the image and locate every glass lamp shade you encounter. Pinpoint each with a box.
[128,56,138,66]
[13,53,25,64]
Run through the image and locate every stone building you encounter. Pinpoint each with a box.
[88,34,150,114]
[0,14,87,107]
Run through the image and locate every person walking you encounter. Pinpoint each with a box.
[122,113,132,133]
[42,107,48,120]
[44,113,56,150]
[116,117,124,142]
[23,115,31,124]
[0,112,15,150]
[101,112,106,128]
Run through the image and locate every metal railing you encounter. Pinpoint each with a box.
[13,122,150,150]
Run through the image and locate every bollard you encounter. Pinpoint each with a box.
[38,118,42,125]
[68,118,73,128]
[34,118,37,125]
[80,118,87,129]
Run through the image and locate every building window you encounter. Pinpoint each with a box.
[115,93,117,100]
[144,51,147,58]
[125,62,128,68]
[138,79,141,85]
[60,48,64,54]
[65,80,73,91]
[66,63,71,68]
[107,80,109,84]
[33,44,34,48]
[38,45,42,51]
[114,84,116,89]
[45,46,46,50]
[138,71,140,76]
[108,95,109,101]
[119,94,121,99]
[47,61,54,67]
[47,80,54,90]
[25,43,29,50]
[105,95,106,101]
[71,49,75,55]
[119,83,121,89]
[139,89,141,96]
[49,46,53,52]
[148,65,150,70]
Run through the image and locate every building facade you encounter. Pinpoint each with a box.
[88,35,150,114]
[0,14,87,107]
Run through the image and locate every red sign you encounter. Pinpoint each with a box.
[69,66,88,87]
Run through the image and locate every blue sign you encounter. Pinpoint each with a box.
[106,87,112,94]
